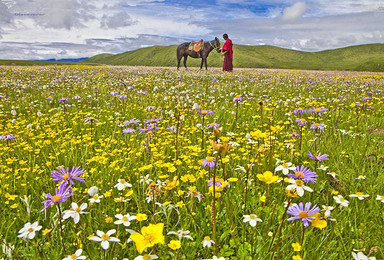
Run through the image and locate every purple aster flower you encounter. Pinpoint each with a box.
[84,117,100,124]
[197,110,213,116]
[145,117,162,124]
[289,131,300,137]
[307,151,329,161]
[233,95,243,103]
[119,95,127,100]
[138,127,150,135]
[295,118,308,126]
[202,157,216,169]
[288,165,318,184]
[146,106,155,111]
[58,98,70,102]
[41,182,73,212]
[140,91,148,95]
[292,108,308,115]
[207,122,220,129]
[110,91,119,96]
[287,202,320,227]
[74,95,81,100]
[47,96,53,100]
[123,128,135,134]
[51,166,86,186]
[124,119,141,125]
[0,132,16,141]
[146,123,159,131]
[309,107,328,114]
[310,122,325,130]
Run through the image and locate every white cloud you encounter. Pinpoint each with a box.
[282,2,306,21]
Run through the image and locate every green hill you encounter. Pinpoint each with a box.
[81,43,384,72]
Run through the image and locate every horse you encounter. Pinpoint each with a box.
[176,37,221,70]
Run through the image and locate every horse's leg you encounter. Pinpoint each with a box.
[200,58,204,70]
[205,58,208,70]
[183,55,188,70]
[177,57,181,70]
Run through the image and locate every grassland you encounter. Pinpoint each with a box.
[81,43,384,72]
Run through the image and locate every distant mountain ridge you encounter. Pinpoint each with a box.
[39,57,89,63]
[80,43,384,72]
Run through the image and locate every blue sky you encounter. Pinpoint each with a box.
[0,0,383,60]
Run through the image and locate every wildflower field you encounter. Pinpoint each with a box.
[0,65,383,260]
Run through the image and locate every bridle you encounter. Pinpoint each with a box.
[209,39,220,52]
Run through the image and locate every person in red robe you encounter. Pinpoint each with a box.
[221,33,233,72]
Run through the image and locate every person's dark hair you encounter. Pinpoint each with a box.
[223,33,228,39]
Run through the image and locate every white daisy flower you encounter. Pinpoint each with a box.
[243,214,262,227]
[285,179,313,197]
[114,214,136,227]
[62,249,86,260]
[202,236,215,248]
[90,230,120,250]
[114,179,132,191]
[63,203,88,224]
[349,192,370,200]
[275,162,295,175]
[333,195,349,207]
[17,221,42,240]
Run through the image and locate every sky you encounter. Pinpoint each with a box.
[0,0,383,60]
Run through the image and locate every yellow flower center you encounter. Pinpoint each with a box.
[122,216,128,221]
[300,118,306,122]
[201,110,207,115]
[92,195,98,200]
[143,255,151,260]
[295,172,304,178]
[204,236,211,241]
[315,108,321,112]
[75,207,81,212]
[340,198,345,202]
[295,179,304,186]
[143,233,156,244]
[3,132,9,135]
[314,123,320,127]
[120,179,126,183]
[298,211,308,218]
[101,233,110,241]
[52,195,61,202]
[63,172,72,180]
[206,157,214,162]
[71,254,77,259]
[282,163,288,168]
[28,228,34,232]
[356,192,363,196]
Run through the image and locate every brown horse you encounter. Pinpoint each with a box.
[176,37,221,70]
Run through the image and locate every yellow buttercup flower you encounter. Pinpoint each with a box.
[130,223,165,254]
[168,240,181,250]
[257,171,279,184]
[310,213,327,230]
[291,242,302,251]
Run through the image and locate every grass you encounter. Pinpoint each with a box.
[81,43,384,72]
[0,65,383,259]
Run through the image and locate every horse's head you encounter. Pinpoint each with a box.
[214,37,221,53]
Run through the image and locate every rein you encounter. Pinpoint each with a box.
[209,40,219,51]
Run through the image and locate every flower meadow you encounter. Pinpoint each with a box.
[0,66,383,259]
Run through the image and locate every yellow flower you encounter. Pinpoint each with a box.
[228,177,238,182]
[105,217,113,223]
[292,255,302,260]
[164,177,179,190]
[257,171,279,184]
[286,188,299,198]
[42,228,52,235]
[311,213,327,230]
[136,213,148,222]
[176,201,185,208]
[130,223,165,254]
[259,195,266,203]
[168,240,181,250]
[291,242,302,251]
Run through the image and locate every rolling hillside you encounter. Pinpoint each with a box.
[81,43,384,72]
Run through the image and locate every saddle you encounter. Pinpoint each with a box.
[189,40,204,52]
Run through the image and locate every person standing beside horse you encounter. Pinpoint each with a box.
[221,33,233,72]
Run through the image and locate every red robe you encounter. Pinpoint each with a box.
[222,39,233,71]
